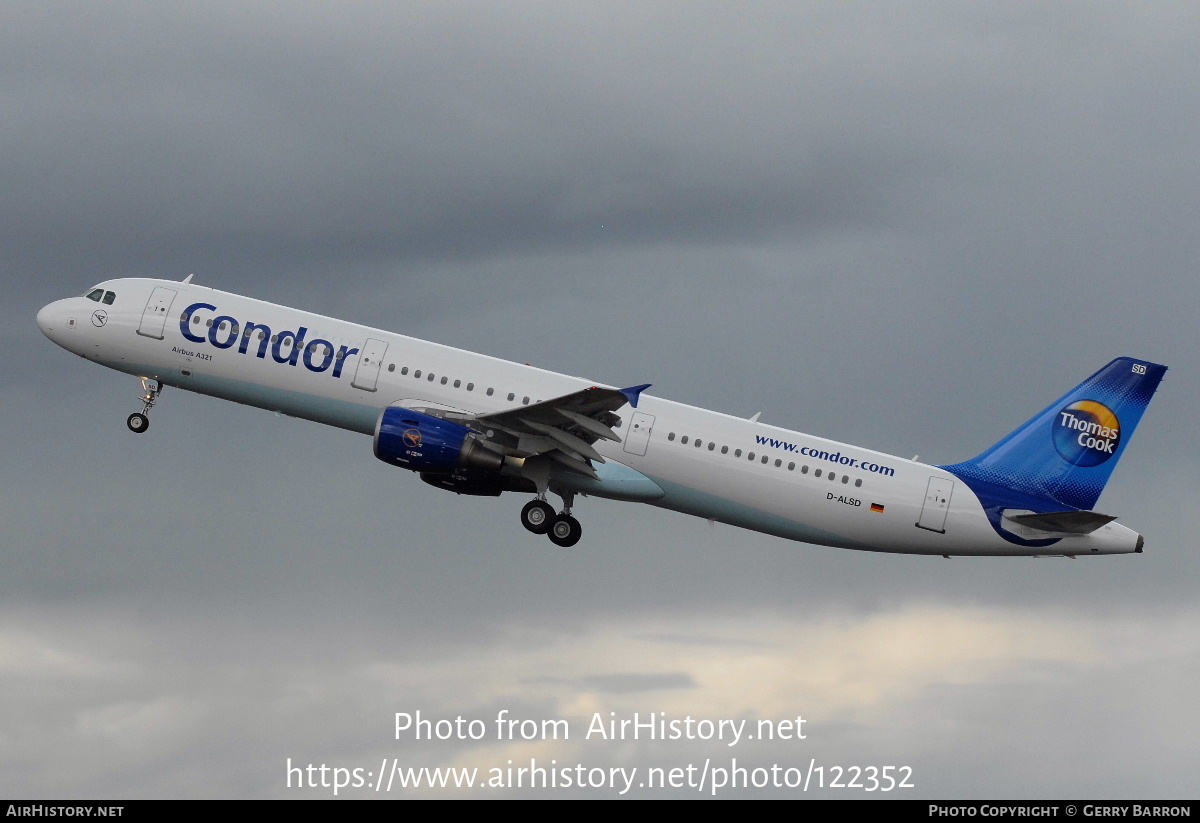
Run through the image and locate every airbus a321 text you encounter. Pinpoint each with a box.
[38,277,1166,556]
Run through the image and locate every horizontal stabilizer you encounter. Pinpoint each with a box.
[1004,510,1118,535]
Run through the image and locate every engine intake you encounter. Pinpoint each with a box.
[374,406,503,474]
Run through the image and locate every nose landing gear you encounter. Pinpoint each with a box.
[127,378,162,433]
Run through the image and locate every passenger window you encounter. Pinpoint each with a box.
[388,364,395,372]
[454,379,461,388]
[842,476,849,484]
[467,383,474,391]
[775,459,781,467]
[855,479,862,487]
[829,473,836,481]
[814,469,822,477]
[761,456,768,464]
[441,377,448,385]
[801,465,809,474]
[735,449,742,457]
[523,396,529,405]
[414,370,421,378]
[788,462,795,471]
[181,312,190,322]
[487,388,494,396]
[695,439,702,448]
[721,446,728,454]
[708,443,715,451]
[102,291,116,305]
[401,367,408,375]
[427,373,435,382]
[668,432,676,441]
[681,436,689,445]
[748,452,755,460]
[507,393,515,401]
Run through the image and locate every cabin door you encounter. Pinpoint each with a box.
[623,412,655,456]
[351,338,389,391]
[916,476,954,533]
[137,287,178,340]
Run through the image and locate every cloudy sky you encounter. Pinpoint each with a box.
[4,1,1198,798]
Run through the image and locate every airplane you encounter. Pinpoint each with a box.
[37,276,1167,556]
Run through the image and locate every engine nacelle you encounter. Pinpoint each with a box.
[374,406,503,474]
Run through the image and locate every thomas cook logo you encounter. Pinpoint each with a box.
[402,428,422,448]
[1053,400,1120,467]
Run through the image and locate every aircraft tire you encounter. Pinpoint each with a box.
[520,500,555,535]
[548,514,582,548]
[127,413,149,433]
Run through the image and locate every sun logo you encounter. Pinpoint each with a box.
[1053,400,1120,466]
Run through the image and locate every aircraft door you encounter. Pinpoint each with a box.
[137,287,178,339]
[916,476,954,533]
[351,338,389,392]
[623,412,655,456]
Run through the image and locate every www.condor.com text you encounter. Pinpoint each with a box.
[285,757,915,796]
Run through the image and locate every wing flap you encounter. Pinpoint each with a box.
[472,383,650,471]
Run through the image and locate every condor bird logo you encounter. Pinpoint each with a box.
[402,428,423,448]
[91,310,107,327]
[1053,400,1120,467]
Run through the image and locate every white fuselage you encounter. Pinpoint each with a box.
[37,278,1143,557]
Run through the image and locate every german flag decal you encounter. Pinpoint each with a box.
[870,503,885,513]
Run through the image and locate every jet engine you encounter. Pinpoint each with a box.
[373,406,504,474]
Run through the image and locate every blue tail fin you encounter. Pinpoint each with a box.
[940,357,1167,512]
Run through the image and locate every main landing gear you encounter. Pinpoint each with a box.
[520,494,583,547]
[127,377,162,434]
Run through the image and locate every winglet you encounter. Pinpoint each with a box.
[618,384,652,408]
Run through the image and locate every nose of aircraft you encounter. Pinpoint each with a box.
[37,299,69,342]
[36,302,55,338]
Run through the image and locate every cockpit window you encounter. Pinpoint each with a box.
[86,288,104,302]
[102,291,116,305]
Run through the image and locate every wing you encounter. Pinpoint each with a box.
[471,384,651,478]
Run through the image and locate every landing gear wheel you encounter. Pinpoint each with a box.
[128,378,161,434]
[520,500,555,535]
[547,514,582,548]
